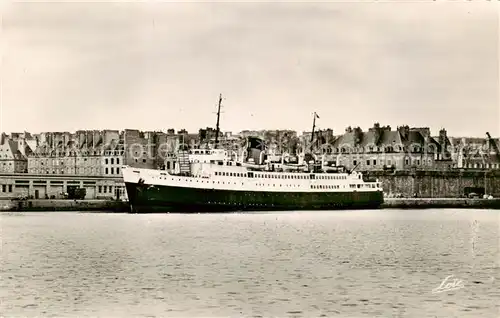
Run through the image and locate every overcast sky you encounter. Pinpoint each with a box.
[1,1,498,137]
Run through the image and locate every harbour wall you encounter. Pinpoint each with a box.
[0,199,129,212]
[381,198,500,209]
[364,170,500,198]
[2,198,500,212]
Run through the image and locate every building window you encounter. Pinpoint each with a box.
[116,167,120,174]
[98,186,102,193]
[111,158,114,164]
[105,158,108,164]
[142,159,146,163]
[366,160,370,165]
[8,185,12,192]
[373,159,377,165]
[105,168,108,174]
[353,160,357,166]
[2,185,5,192]
[116,158,120,165]
[111,168,114,174]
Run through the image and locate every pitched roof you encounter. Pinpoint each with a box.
[7,140,27,160]
[378,131,402,146]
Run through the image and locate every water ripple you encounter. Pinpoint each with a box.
[1,209,498,317]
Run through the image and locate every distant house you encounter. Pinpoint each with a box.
[319,123,450,171]
[0,134,32,173]
[451,136,500,170]
[28,130,124,177]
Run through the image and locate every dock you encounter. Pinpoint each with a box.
[0,199,129,212]
[382,198,500,209]
[2,198,499,212]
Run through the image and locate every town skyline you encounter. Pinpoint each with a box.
[0,122,498,139]
[2,2,498,136]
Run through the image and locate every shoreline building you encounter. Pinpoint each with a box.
[452,136,500,170]
[22,130,126,199]
[317,124,453,172]
[0,132,34,174]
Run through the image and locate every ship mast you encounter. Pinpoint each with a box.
[310,112,318,151]
[214,93,223,149]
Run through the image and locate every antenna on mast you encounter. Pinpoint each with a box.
[214,94,223,148]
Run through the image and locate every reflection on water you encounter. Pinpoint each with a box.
[1,209,499,317]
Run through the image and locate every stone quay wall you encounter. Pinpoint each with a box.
[365,170,500,198]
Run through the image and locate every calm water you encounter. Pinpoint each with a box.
[1,210,499,317]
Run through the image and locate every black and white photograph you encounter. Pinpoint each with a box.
[1,0,499,317]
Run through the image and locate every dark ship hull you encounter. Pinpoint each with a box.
[125,182,384,213]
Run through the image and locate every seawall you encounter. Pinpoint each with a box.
[0,199,129,212]
[382,198,500,209]
[2,198,500,212]
[365,170,500,198]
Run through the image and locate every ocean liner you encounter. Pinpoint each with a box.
[122,95,384,213]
